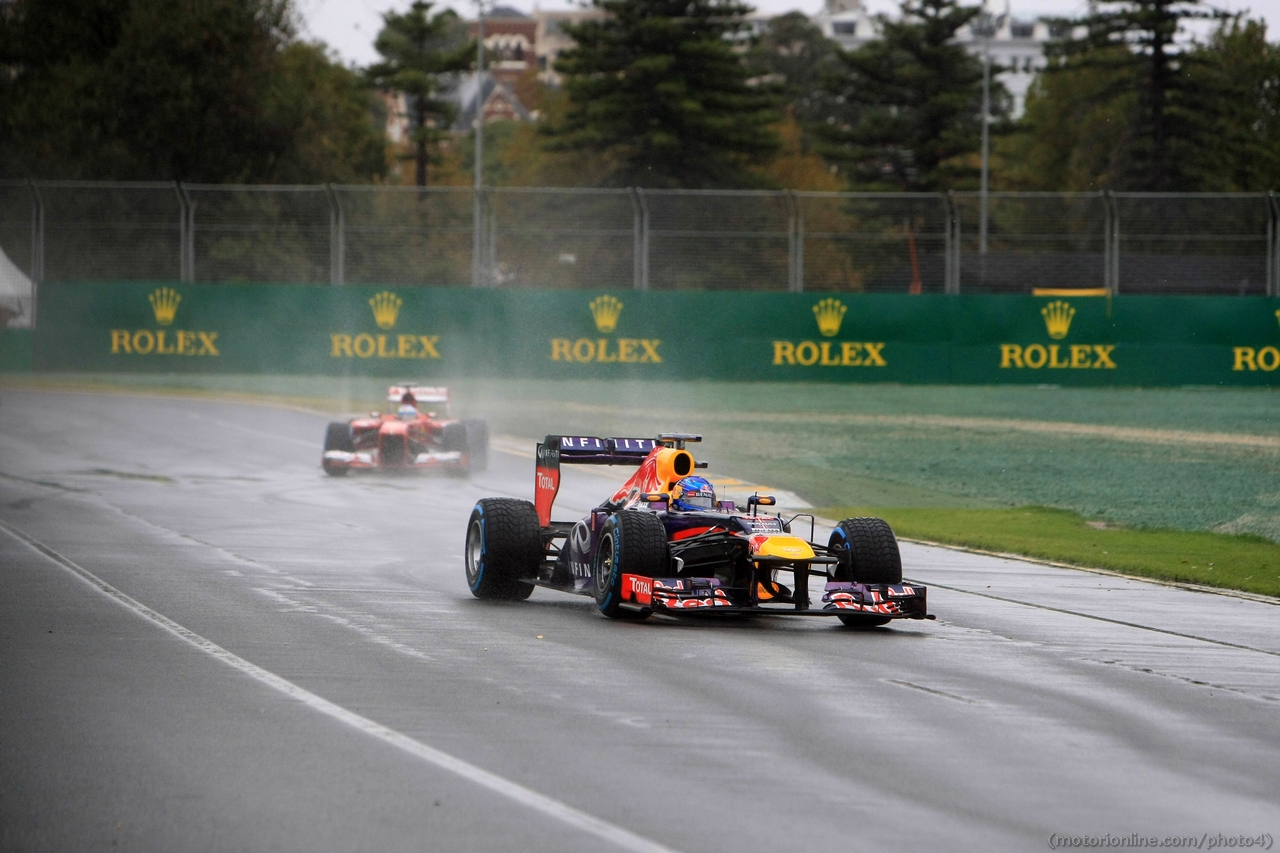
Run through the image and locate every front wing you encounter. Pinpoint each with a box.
[322,449,466,471]
[618,574,931,620]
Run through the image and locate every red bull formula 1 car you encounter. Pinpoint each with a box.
[464,433,932,627]
[322,384,489,476]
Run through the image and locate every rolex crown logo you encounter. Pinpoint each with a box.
[369,291,403,330]
[589,295,623,334]
[812,297,847,338]
[148,287,181,326]
[1041,300,1076,340]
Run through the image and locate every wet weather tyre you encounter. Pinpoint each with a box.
[441,422,468,452]
[464,419,490,473]
[829,517,902,628]
[593,511,667,620]
[322,421,353,476]
[324,421,354,451]
[465,498,539,601]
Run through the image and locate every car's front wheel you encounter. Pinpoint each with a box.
[593,510,667,620]
[829,517,902,628]
[465,498,539,601]
[322,421,353,476]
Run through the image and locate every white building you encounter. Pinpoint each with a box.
[812,0,1054,117]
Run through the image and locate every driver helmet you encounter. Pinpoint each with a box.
[671,476,716,511]
[397,391,418,421]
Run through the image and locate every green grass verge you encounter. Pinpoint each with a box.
[818,506,1280,599]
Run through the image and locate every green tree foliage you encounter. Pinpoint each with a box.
[367,1,472,187]
[998,45,1136,190]
[0,0,386,182]
[547,0,781,188]
[817,0,1003,191]
[747,12,842,130]
[1004,13,1280,191]
[1173,19,1280,191]
[271,43,390,184]
[1020,0,1223,190]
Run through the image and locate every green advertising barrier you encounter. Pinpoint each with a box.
[0,328,33,373]
[26,281,1280,386]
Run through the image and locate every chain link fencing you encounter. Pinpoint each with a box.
[3,181,1278,326]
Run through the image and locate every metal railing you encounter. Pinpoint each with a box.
[2,182,1278,318]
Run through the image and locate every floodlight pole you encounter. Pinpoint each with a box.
[472,1,486,288]
[980,32,990,256]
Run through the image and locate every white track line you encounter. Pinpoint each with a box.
[0,519,682,853]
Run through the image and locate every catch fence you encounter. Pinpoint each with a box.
[2,182,1277,322]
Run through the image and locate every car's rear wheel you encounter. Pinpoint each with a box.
[464,419,490,472]
[593,510,667,620]
[829,517,902,628]
[465,498,539,601]
[322,421,353,476]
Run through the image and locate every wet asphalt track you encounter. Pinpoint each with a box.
[1,388,1277,852]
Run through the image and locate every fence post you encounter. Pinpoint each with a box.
[635,188,650,291]
[324,184,345,286]
[786,190,804,293]
[471,187,484,288]
[25,180,43,326]
[1103,191,1119,294]
[485,191,497,287]
[628,188,643,290]
[945,191,959,294]
[174,182,195,283]
[1268,192,1279,297]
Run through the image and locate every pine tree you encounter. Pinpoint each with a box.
[1043,0,1224,190]
[817,0,1002,191]
[1177,18,1280,191]
[368,2,472,187]
[547,0,781,189]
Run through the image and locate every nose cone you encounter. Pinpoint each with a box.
[748,535,815,560]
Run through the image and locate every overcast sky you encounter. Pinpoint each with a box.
[295,0,1280,67]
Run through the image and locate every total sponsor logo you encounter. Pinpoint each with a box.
[621,573,653,606]
[999,300,1116,371]
[330,291,441,360]
[110,287,220,357]
[772,298,888,368]
[550,296,662,364]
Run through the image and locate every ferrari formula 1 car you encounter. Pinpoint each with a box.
[464,433,932,626]
[322,384,489,476]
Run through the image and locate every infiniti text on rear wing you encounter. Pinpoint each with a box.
[535,435,658,525]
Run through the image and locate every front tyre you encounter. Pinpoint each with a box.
[829,517,902,628]
[322,421,353,477]
[465,498,539,601]
[593,510,667,620]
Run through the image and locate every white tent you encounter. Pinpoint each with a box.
[0,246,33,328]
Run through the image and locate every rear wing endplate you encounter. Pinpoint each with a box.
[535,435,658,526]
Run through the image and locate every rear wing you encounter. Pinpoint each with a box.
[388,384,450,406]
[535,435,661,526]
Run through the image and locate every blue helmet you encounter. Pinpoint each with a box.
[671,476,716,512]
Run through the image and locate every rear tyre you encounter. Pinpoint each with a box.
[464,419,490,473]
[465,498,539,601]
[829,517,902,628]
[322,421,353,476]
[593,510,667,620]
